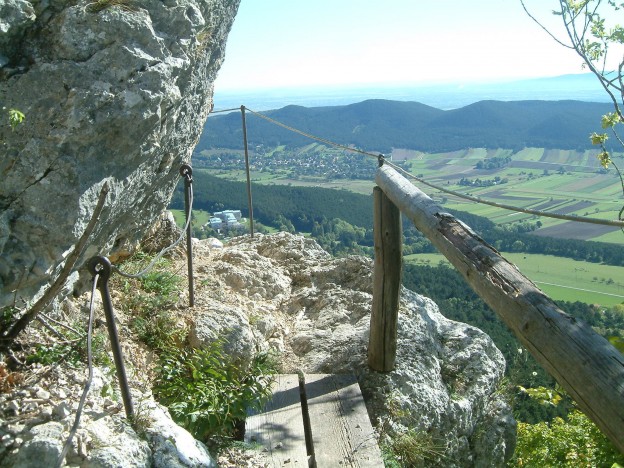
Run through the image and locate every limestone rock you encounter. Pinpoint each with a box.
[145,402,216,468]
[0,0,241,308]
[0,0,35,66]
[188,298,256,369]
[140,210,183,255]
[4,422,64,468]
[186,232,516,467]
[79,414,152,467]
[1,229,515,467]
[0,365,217,467]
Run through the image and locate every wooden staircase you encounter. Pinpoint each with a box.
[245,374,383,467]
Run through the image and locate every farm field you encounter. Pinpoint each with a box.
[400,147,624,242]
[170,208,209,227]
[404,252,624,306]
[198,168,377,195]
[194,146,624,244]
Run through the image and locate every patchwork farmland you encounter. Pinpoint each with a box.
[398,147,624,243]
[196,145,624,244]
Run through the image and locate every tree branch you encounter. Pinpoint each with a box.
[520,0,574,49]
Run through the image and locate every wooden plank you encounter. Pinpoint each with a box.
[245,374,309,467]
[304,374,383,468]
[369,186,402,372]
[376,164,624,453]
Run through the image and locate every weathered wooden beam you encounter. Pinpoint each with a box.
[305,374,384,467]
[245,374,309,467]
[376,164,624,453]
[369,187,402,372]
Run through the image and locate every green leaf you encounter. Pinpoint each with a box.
[590,132,609,145]
[609,25,624,43]
[597,151,612,168]
[608,335,624,354]
[8,109,24,129]
[601,112,621,128]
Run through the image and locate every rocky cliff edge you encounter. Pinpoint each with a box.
[1,231,515,467]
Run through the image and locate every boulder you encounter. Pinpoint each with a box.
[144,401,216,468]
[0,0,240,308]
[188,298,256,369]
[187,232,516,466]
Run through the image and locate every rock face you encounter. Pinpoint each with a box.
[190,232,516,466]
[0,367,216,467]
[0,231,515,466]
[0,0,240,308]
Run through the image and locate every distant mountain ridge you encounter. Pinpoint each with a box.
[197,99,614,153]
[212,73,610,111]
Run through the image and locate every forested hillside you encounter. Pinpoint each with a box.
[197,99,614,153]
[170,171,624,428]
[174,170,374,230]
[172,172,624,266]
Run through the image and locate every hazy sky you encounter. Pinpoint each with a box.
[214,0,590,92]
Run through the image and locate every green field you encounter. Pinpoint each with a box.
[404,252,624,307]
[399,147,624,243]
[198,146,624,245]
[170,208,210,227]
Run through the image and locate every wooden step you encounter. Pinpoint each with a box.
[245,374,309,466]
[245,374,383,468]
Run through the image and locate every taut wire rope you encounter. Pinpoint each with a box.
[56,270,98,468]
[113,176,194,279]
[245,107,381,158]
[209,107,241,114]
[241,106,624,228]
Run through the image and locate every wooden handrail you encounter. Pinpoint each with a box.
[373,164,624,453]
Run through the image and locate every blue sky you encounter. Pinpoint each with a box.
[214,0,588,92]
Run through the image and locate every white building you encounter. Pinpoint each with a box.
[212,210,243,229]
[214,210,242,222]
[208,217,223,229]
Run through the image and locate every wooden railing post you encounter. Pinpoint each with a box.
[368,186,402,372]
[241,105,255,237]
[375,164,624,453]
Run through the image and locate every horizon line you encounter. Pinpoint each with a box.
[213,72,597,94]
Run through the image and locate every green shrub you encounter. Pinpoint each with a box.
[153,340,277,441]
[385,429,446,467]
[8,109,24,129]
[25,327,111,368]
[510,384,624,466]
[378,394,448,466]
[140,270,180,297]
[0,306,18,335]
[26,342,82,366]
[111,253,185,351]
[513,405,624,467]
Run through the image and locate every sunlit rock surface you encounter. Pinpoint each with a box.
[191,232,516,466]
[0,0,240,308]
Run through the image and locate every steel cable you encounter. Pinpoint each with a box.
[242,106,624,228]
[113,177,194,279]
[209,107,241,114]
[56,271,98,468]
